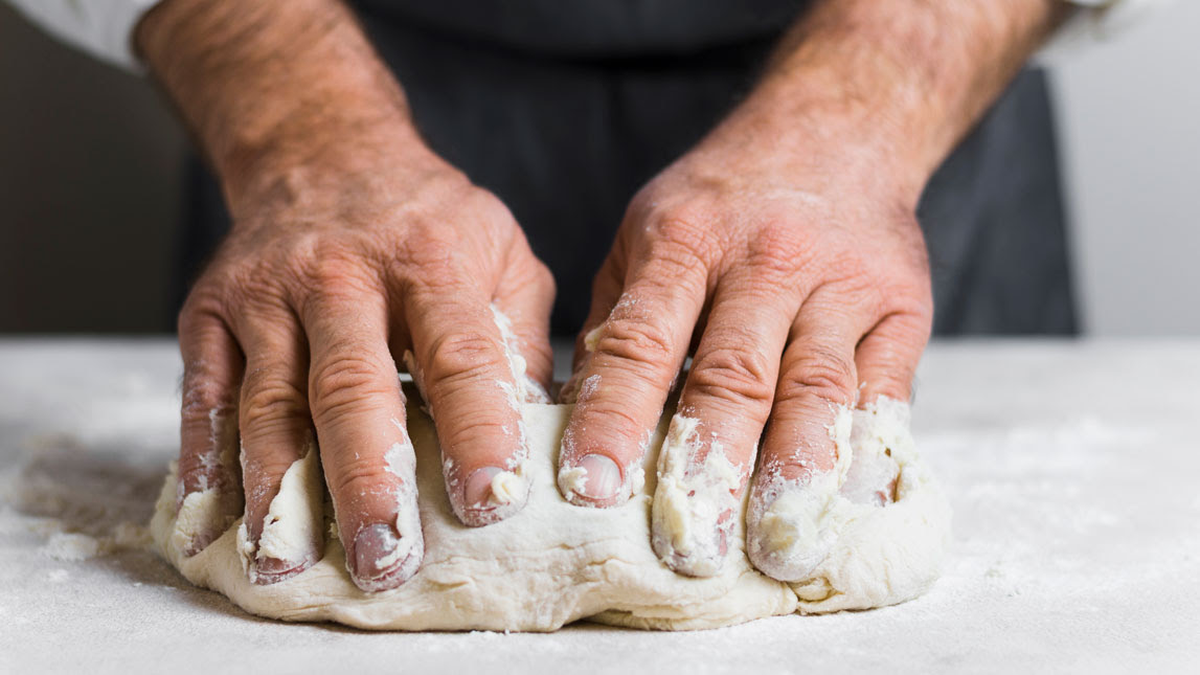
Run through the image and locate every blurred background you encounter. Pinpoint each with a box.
[1,2,1196,336]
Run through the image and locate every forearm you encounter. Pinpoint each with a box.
[134,0,427,216]
[709,0,1070,204]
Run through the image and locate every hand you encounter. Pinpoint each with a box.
[556,0,1065,580]
[558,117,932,576]
[177,138,553,591]
[140,0,553,592]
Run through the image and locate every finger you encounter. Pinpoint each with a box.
[404,276,533,527]
[746,286,874,582]
[651,273,796,576]
[854,312,930,405]
[301,277,422,592]
[176,307,244,556]
[492,237,556,402]
[557,237,709,508]
[559,248,624,403]
[838,312,930,506]
[233,305,323,584]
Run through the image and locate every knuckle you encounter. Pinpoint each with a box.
[824,247,870,287]
[571,398,645,446]
[302,253,378,300]
[190,264,290,326]
[437,416,511,458]
[473,189,517,226]
[648,209,719,270]
[240,372,306,429]
[400,231,465,276]
[593,317,675,370]
[872,279,934,333]
[232,272,287,315]
[240,449,303,491]
[309,353,392,422]
[181,376,236,422]
[689,347,775,409]
[179,344,238,422]
[624,183,660,220]
[778,347,856,405]
[177,300,204,337]
[904,295,935,332]
[178,284,229,336]
[176,306,195,338]
[905,275,936,318]
[748,221,809,275]
[396,242,475,294]
[424,331,500,386]
[329,458,394,502]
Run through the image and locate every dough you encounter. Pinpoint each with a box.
[150,392,951,632]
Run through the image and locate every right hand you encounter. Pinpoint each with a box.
[138,0,554,592]
[175,128,554,591]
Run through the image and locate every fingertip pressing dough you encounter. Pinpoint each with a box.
[150,394,951,631]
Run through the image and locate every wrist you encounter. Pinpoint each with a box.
[700,0,1065,208]
[219,108,439,222]
[136,0,431,216]
[693,77,929,212]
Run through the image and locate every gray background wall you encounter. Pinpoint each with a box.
[0,3,184,332]
[0,2,1196,336]
[1051,2,1200,335]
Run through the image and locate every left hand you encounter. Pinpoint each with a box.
[555,107,933,578]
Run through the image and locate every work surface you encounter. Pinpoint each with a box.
[1,338,1196,673]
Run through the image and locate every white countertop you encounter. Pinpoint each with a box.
[1,338,1197,673]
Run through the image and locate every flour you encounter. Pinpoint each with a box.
[6,340,1200,671]
[1,442,157,563]
[150,391,950,631]
[651,413,744,577]
[42,531,103,561]
[236,441,324,583]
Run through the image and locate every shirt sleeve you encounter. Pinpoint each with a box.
[0,0,1172,73]
[3,0,162,71]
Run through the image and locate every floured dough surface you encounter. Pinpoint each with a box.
[150,395,950,631]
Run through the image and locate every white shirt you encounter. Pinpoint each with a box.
[1,0,1167,71]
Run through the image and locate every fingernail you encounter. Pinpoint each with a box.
[464,466,503,508]
[458,466,529,527]
[574,454,622,500]
[182,531,218,557]
[351,523,416,592]
[251,556,311,585]
[653,506,735,578]
[178,487,243,557]
[651,434,739,577]
[747,487,833,582]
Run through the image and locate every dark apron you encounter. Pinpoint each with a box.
[179,0,1078,337]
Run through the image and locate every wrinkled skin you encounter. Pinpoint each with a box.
[139,0,1065,590]
[175,143,554,590]
[556,120,932,576]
